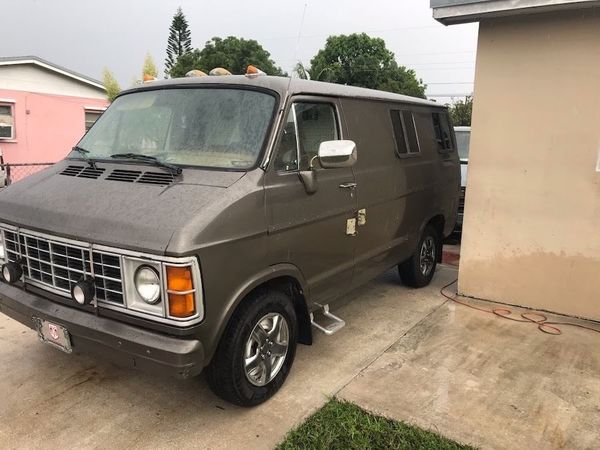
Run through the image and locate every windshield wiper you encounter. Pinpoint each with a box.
[110,153,182,176]
[72,146,98,170]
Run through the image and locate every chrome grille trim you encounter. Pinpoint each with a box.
[1,227,124,305]
[0,224,204,326]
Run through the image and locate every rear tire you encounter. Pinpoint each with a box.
[399,224,440,288]
[206,289,297,407]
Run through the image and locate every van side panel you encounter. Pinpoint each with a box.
[341,98,458,287]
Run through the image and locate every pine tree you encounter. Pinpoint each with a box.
[165,7,192,77]
[143,53,158,79]
[102,68,121,101]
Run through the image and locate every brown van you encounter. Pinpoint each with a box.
[0,75,459,406]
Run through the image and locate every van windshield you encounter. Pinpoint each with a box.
[455,130,471,161]
[75,88,277,170]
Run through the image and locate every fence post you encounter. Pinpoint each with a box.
[5,165,11,185]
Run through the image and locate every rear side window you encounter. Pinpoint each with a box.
[432,112,454,152]
[390,109,420,156]
[274,102,339,171]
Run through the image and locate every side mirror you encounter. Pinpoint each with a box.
[318,140,357,169]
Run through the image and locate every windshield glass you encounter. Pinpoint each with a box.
[75,88,277,169]
[455,130,471,160]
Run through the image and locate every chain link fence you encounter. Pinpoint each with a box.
[0,163,54,186]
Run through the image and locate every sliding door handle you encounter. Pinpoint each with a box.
[339,182,357,189]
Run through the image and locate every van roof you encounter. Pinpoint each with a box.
[123,75,443,108]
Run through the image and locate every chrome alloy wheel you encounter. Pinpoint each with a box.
[244,313,290,387]
[419,236,436,276]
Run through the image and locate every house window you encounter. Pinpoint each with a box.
[0,103,15,140]
[390,109,420,156]
[84,109,104,132]
[432,112,454,152]
[274,102,339,172]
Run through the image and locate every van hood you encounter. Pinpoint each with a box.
[0,161,246,254]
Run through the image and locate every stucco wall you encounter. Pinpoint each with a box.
[0,89,108,164]
[459,10,600,320]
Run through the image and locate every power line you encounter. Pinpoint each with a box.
[396,50,476,57]
[257,24,444,42]
[427,94,472,98]
[427,82,474,85]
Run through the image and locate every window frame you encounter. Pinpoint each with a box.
[84,106,106,133]
[389,107,421,158]
[0,101,16,141]
[432,111,455,153]
[272,98,342,174]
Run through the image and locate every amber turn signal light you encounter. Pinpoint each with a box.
[166,266,196,318]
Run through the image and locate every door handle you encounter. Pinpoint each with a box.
[339,182,357,189]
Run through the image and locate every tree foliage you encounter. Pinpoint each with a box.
[169,36,285,78]
[449,96,473,126]
[308,33,426,98]
[293,62,310,80]
[142,53,158,79]
[165,7,192,77]
[169,50,202,78]
[102,68,121,102]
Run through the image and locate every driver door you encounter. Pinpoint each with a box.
[264,97,357,305]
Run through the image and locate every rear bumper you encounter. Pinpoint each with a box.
[0,282,205,379]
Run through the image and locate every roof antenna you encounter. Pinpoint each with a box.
[292,2,309,81]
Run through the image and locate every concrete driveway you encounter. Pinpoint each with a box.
[0,266,455,449]
[340,286,600,449]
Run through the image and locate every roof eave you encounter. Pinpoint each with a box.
[0,57,106,92]
[432,0,600,25]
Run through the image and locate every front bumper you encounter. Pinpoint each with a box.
[0,282,205,379]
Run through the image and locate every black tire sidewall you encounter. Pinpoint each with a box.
[211,290,298,406]
[399,224,440,288]
[414,225,439,286]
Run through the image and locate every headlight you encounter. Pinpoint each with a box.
[134,266,161,304]
[0,230,5,261]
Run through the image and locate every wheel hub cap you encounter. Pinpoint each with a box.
[244,312,289,387]
[420,236,436,276]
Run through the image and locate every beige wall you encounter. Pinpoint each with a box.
[459,10,600,320]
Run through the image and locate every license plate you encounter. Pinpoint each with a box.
[33,318,73,354]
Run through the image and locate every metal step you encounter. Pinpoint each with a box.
[310,303,346,335]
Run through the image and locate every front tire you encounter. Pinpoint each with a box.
[398,224,440,288]
[206,289,297,406]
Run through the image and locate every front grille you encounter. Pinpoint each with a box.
[2,229,124,304]
[458,187,466,213]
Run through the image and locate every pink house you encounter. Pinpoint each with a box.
[0,56,109,166]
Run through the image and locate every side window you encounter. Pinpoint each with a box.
[390,109,420,155]
[402,111,420,154]
[274,102,339,171]
[390,110,407,155]
[0,103,15,140]
[432,112,454,151]
[274,109,299,171]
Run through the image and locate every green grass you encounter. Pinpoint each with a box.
[277,399,475,450]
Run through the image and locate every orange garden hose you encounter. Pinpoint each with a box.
[440,279,600,336]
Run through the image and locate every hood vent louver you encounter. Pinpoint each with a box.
[60,165,105,179]
[138,171,175,186]
[60,165,84,177]
[106,169,142,183]
[60,166,175,186]
[78,167,106,178]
